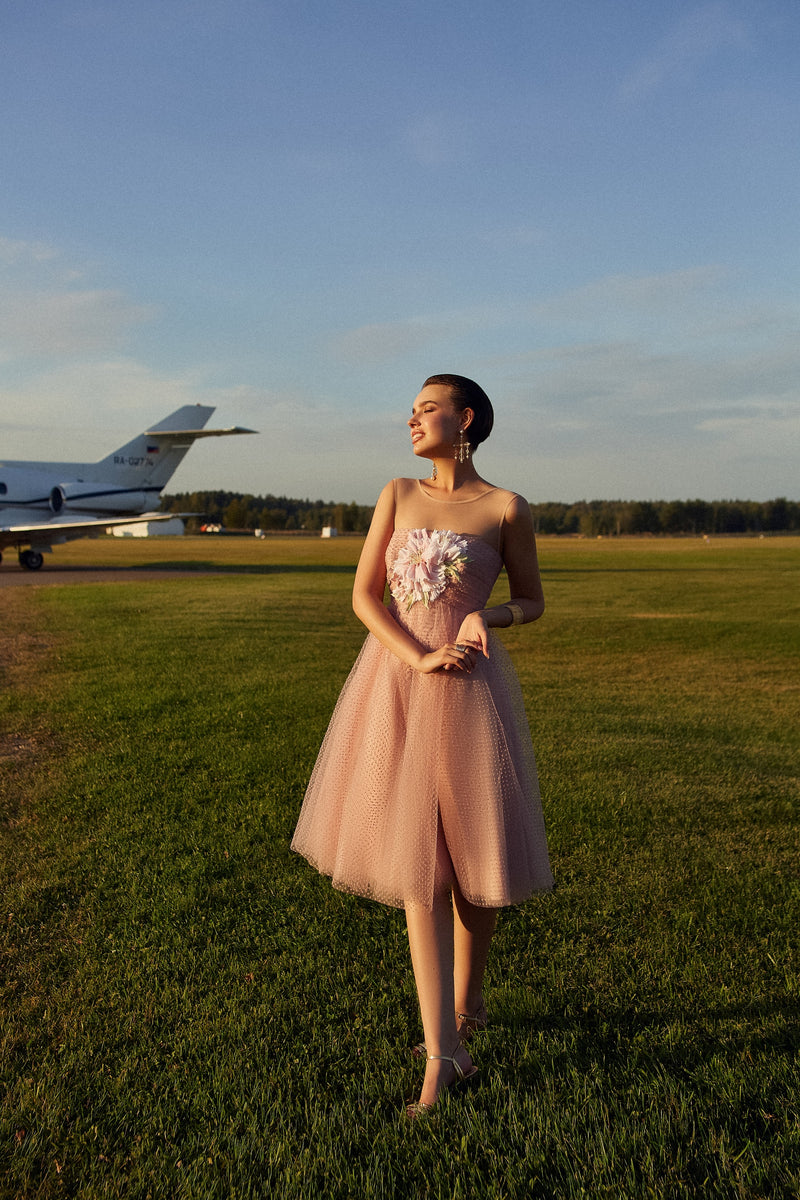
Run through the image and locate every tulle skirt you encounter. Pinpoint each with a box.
[291,628,553,909]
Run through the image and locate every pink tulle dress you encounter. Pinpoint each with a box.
[291,480,553,910]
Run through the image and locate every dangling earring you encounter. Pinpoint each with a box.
[454,428,471,464]
[430,462,438,481]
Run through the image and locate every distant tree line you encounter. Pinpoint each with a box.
[163,491,799,537]
[162,491,373,533]
[529,497,799,536]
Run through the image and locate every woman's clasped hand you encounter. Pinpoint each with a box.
[422,639,478,673]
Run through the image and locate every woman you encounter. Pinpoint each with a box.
[292,374,553,1116]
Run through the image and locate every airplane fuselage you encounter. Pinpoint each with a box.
[0,461,162,518]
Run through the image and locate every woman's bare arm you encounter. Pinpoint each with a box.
[455,494,544,656]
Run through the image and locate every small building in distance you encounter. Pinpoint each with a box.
[112,518,185,538]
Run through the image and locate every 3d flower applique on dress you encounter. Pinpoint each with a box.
[389,529,470,610]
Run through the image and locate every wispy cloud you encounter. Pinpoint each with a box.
[619,2,749,102]
[0,239,154,359]
[0,290,154,358]
[329,318,451,365]
[0,237,60,267]
[532,266,728,319]
[527,338,799,415]
[1,359,213,426]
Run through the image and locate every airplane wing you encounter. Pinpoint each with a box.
[0,511,179,549]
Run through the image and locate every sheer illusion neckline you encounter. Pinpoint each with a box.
[416,479,497,504]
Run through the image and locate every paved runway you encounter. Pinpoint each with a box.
[0,566,213,587]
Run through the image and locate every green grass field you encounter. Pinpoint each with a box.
[2,535,798,1199]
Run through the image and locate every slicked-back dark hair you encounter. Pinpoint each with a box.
[423,373,494,450]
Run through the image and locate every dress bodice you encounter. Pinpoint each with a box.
[385,528,503,649]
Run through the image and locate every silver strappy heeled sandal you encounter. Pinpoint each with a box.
[405,1048,479,1119]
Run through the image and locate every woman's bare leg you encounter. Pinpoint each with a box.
[452,880,497,1024]
[405,819,474,1108]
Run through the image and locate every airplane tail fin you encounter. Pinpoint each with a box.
[95,405,256,489]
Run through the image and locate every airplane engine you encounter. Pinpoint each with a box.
[49,484,149,515]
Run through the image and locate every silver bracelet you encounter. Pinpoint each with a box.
[506,603,525,626]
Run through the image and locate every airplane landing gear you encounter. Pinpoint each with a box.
[19,549,44,571]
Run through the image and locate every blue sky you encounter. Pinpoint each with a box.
[1,0,798,504]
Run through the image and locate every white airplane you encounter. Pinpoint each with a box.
[0,404,256,569]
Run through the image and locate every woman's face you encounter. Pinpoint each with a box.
[408,385,468,460]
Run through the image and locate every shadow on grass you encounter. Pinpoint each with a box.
[541,565,743,575]
[35,562,359,576]
[506,995,799,1080]
[130,561,359,575]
